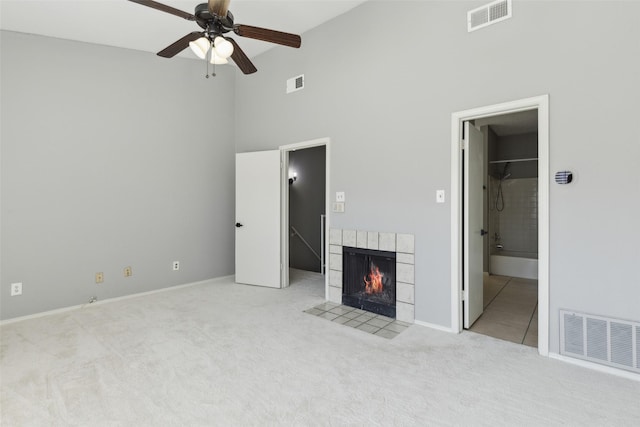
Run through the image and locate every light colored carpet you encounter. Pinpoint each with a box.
[1,271,639,426]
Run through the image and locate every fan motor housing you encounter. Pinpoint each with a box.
[194,3,234,32]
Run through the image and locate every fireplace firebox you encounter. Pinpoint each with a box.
[342,247,396,318]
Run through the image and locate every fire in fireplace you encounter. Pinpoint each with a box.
[342,247,396,318]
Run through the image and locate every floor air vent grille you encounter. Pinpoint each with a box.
[468,0,512,32]
[560,310,639,373]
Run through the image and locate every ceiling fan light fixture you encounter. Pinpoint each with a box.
[130,0,301,75]
[189,37,210,59]
[210,52,229,65]
[213,36,234,59]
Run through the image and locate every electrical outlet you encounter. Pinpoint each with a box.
[11,282,22,296]
[124,266,132,277]
[95,272,104,284]
[172,261,180,271]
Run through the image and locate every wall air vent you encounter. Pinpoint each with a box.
[468,0,512,32]
[560,310,640,374]
[286,74,304,94]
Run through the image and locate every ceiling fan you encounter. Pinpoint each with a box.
[129,0,302,74]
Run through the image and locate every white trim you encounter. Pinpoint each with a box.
[549,353,640,383]
[0,276,234,326]
[281,150,290,289]
[450,95,550,356]
[279,137,329,152]
[279,138,331,300]
[414,319,457,334]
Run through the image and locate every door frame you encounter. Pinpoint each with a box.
[450,95,550,356]
[279,137,331,298]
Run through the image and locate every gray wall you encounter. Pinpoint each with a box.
[289,146,326,272]
[235,1,640,353]
[1,31,236,319]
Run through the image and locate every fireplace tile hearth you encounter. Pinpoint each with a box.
[343,230,357,247]
[379,233,396,251]
[397,282,415,304]
[328,228,415,323]
[396,234,415,253]
[356,231,367,248]
[318,311,340,321]
[367,232,379,250]
[304,303,411,339]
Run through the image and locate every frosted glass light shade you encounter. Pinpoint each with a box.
[189,37,210,59]
[210,52,229,65]
[213,36,234,59]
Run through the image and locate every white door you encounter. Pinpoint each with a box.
[235,150,281,288]
[464,122,485,328]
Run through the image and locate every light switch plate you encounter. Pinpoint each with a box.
[332,202,345,213]
[336,192,345,202]
[11,282,22,296]
[436,190,445,203]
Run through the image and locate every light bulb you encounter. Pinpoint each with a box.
[213,36,234,59]
[189,37,210,59]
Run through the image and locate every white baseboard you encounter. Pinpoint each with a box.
[0,275,234,326]
[549,352,640,382]
[414,319,456,333]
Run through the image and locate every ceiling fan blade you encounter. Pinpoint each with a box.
[157,32,204,58]
[234,24,301,48]
[128,0,195,21]
[226,38,257,74]
[208,0,231,17]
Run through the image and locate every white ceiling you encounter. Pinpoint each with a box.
[0,0,367,60]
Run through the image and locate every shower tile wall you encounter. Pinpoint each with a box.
[490,177,538,254]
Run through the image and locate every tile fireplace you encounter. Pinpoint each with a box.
[328,229,415,323]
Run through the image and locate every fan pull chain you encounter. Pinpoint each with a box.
[205,43,210,78]
[205,41,216,79]
[210,40,216,78]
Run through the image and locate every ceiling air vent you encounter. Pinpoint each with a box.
[468,0,512,32]
[286,74,304,94]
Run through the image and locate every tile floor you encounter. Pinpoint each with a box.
[304,301,411,339]
[469,275,538,347]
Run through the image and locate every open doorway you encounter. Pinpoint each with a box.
[450,95,549,356]
[280,138,330,296]
[288,145,326,286]
[468,110,539,347]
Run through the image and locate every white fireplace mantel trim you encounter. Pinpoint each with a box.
[328,229,415,323]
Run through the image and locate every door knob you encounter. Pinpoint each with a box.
[235,222,243,228]
[480,229,488,236]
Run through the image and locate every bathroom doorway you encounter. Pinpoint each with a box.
[470,110,539,347]
[450,95,549,356]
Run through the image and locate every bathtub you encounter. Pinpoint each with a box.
[490,251,538,280]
